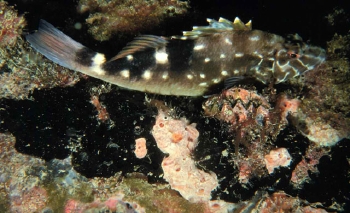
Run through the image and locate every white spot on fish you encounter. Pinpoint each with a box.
[194,44,205,50]
[162,72,169,80]
[120,69,130,78]
[235,53,244,58]
[187,74,194,80]
[212,78,220,83]
[306,65,314,70]
[142,70,152,80]
[155,51,168,64]
[221,70,228,76]
[200,73,206,79]
[220,54,226,59]
[199,82,208,87]
[92,53,106,65]
[225,38,232,45]
[126,55,133,61]
[204,57,211,63]
[249,35,260,41]
[178,36,188,40]
[91,53,106,75]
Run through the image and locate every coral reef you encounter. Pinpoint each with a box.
[152,109,218,202]
[0,1,26,47]
[291,109,350,147]
[134,137,147,159]
[203,87,299,155]
[0,132,94,212]
[0,3,82,100]
[0,0,349,212]
[64,194,145,213]
[90,174,208,213]
[206,191,332,212]
[254,192,328,213]
[289,33,350,147]
[201,87,304,184]
[77,0,189,41]
[264,148,292,174]
[0,132,211,213]
[230,138,272,184]
[291,144,329,187]
[89,84,115,126]
[200,82,348,200]
[0,133,48,212]
[90,95,111,123]
[287,32,350,147]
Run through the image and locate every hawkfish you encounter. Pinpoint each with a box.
[26,17,326,96]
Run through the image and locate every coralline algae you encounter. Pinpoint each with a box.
[152,110,218,202]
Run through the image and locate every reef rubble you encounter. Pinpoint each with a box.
[152,109,218,202]
[77,0,189,41]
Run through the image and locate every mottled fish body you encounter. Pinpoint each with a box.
[26,18,326,96]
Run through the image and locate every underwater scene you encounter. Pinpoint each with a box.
[0,0,350,212]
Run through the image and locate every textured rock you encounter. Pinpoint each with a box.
[152,110,218,202]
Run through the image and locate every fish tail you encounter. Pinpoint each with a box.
[26,20,107,77]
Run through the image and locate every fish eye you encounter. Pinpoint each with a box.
[287,51,300,59]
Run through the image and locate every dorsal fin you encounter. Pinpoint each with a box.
[232,17,252,30]
[172,17,252,40]
[109,35,168,61]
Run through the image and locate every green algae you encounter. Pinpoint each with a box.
[45,181,94,212]
[120,174,206,213]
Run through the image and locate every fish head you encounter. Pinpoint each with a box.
[273,34,326,83]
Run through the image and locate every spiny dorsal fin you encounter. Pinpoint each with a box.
[233,17,252,30]
[109,35,168,61]
[172,17,252,40]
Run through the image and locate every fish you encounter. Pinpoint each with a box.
[26,17,326,96]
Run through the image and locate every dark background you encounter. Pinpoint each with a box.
[1,0,350,211]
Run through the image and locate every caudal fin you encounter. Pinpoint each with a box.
[26,20,105,76]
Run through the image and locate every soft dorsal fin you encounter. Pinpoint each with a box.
[172,17,252,40]
[109,35,168,61]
